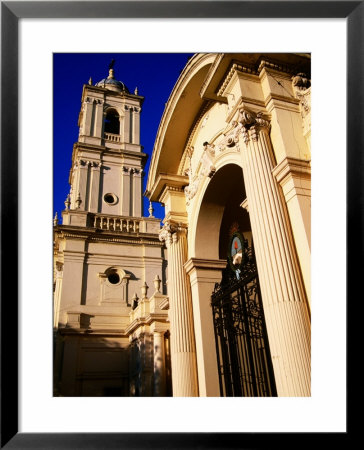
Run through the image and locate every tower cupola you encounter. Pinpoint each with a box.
[95,60,129,93]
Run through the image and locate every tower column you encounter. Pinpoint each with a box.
[132,107,140,145]
[121,166,131,216]
[132,169,143,217]
[238,108,311,396]
[123,105,131,142]
[159,222,199,397]
[82,99,94,137]
[76,160,89,211]
[94,101,104,138]
[89,162,101,212]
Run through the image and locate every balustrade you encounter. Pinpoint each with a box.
[92,214,140,233]
[104,132,121,143]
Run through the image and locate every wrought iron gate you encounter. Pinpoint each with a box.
[211,240,277,397]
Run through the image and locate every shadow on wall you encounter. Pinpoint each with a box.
[53,329,172,397]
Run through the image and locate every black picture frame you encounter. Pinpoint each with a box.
[1,1,359,448]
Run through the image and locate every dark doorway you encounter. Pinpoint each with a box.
[211,236,277,397]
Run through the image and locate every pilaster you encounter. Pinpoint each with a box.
[58,240,86,326]
[260,67,310,163]
[71,160,88,212]
[82,99,94,137]
[53,262,63,328]
[153,331,166,396]
[272,156,311,306]
[132,168,143,217]
[238,107,311,396]
[132,107,141,145]
[123,105,131,142]
[184,258,226,396]
[94,101,104,138]
[89,162,101,212]
[121,166,131,216]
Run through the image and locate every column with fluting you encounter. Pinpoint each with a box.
[159,222,199,396]
[153,331,166,396]
[238,108,311,396]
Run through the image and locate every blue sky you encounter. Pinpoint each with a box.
[53,53,194,222]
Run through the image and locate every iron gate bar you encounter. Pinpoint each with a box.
[211,241,277,397]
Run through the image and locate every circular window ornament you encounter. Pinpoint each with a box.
[227,231,245,273]
[103,193,118,205]
[105,268,122,286]
[107,272,120,285]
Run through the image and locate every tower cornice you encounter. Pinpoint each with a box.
[81,83,145,105]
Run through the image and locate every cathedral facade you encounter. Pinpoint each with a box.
[54,53,311,397]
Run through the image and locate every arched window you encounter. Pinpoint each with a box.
[104,109,120,135]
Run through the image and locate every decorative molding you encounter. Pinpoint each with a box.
[58,230,162,247]
[257,59,296,76]
[178,101,212,176]
[184,142,216,204]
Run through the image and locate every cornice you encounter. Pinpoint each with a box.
[58,327,128,337]
[257,58,298,76]
[272,156,311,185]
[148,173,189,203]
[218,55,309,98]
[125,313,169,335]
[82,83,145,103]
[73,141,148,161]
[55,225,163,247]
[265,92,300,108]
[184,257,227,274]
[218,61,258,96]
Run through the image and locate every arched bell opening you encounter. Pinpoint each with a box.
[103,108,120,135]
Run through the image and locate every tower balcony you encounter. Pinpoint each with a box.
[92,213,140,232]
[61,210,161,234]
[103,132,121,143]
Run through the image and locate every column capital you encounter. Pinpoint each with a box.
[159,221,187,246]
[238,107,270,143]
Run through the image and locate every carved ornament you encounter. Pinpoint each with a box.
[218,120,241,152]
[159,222,187,246]
[184,142,216,203]
[238,108,270,143]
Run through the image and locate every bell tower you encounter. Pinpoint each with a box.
[53,61,168,397]
[63,61,145,222]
